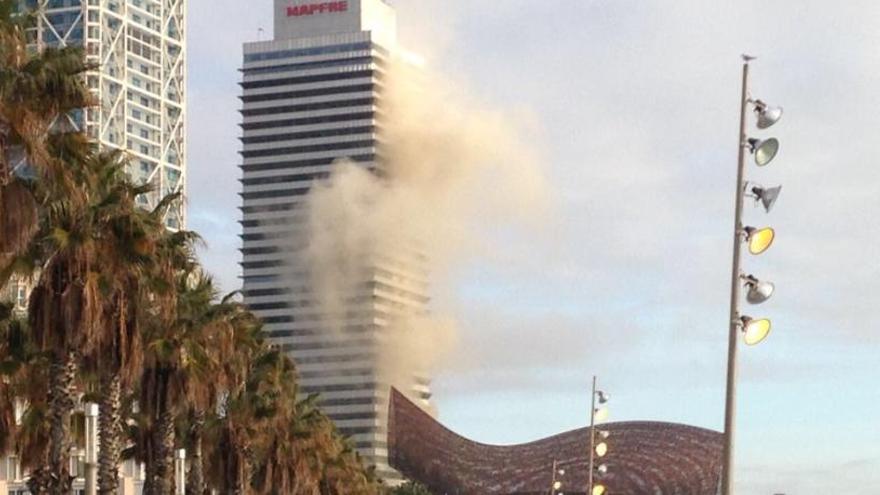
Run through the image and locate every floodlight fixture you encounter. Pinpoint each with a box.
[741,316,772,345]
[753,100,783,129]
[596,464,608,476]
[593,484,607,495]
[597,391,610,404]
[747,138,779,166]
[749,184,782,212]
[595,442,608,457]
[743,226,775,255]
[742,275,775,304]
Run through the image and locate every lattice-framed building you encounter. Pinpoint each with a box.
[21,0,186,228]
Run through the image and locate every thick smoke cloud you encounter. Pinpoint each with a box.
[290,60,550,396]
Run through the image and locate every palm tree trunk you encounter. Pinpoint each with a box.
[26,467,51,495]
[185,410,205,495]
[146,409,175,495]
[97,374,122,495]
[47,351,76,495]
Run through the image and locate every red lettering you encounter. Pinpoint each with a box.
[287,2,348,17]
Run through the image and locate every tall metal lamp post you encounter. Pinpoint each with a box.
[720,54,784,495]
[588,376,610,495]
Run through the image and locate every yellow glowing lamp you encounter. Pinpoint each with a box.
[595,442,608,457]
[745,227,775,255]
[593,408,609,423]
[742,317,771,345]
[553,481,562,490]
[592,484,607,495]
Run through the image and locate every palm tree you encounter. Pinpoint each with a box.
[184,296,263,495]
[72,153,178,495]
[0,1,94,268]
[205,349,298,494]
[139,271,244,495]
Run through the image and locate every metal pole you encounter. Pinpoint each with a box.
[550,459,558,495]
[84,403,98,495]
[721,59,750,495]
[587,375,597,495]
[175,449,186,495]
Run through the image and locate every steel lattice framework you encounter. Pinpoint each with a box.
[25,0,186,228]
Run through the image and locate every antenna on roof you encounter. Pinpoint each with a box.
[257,27,265,41]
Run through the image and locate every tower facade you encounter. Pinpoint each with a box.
[240,0,431,481]
[25,0,186,228]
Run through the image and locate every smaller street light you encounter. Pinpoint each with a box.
[592,485,607,495]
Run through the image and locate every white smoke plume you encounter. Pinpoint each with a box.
[291,59,550,401]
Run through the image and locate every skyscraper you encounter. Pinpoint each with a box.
[26,0,187,227]
[240,0,431,481]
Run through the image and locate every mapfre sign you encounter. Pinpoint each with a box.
[287,1,349,16]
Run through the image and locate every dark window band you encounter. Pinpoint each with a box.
[241,70,374,90]
[242,56,375,76]
[241,84,374,103]
[241,125,375,144]
[241,97,374,117]
[240,139,374,159]
[241,111,375,130]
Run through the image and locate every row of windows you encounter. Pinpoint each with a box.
[240,83,374,103]
[240,153,375,173]
[292,354,376,365]
[239,187,311,200]
[240,203,298,214]
[265,325,377,339]
[323,411,379,422]
[241,97,374,117]
[313,396,377,407]
[240,70,375,90]
[336,426,379,436]
[243,56,375,76]
[298,368,374,379]
[243,42,374,63]
[240,139,374,159]
[241,170,330,187]
[240,125,375,145]
[241,111,374,131]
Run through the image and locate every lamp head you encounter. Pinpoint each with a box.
[596,464,608,476]
[751,185,782,212]
[743,275,775,304]
[747,137,780,166]
[741,316,772,345]
[597,430,611,440]
[597,391,610,404]
[754,100,784,129]
[592,485,607,495]
[593,408,609,423]
[743,226,775,255]
[553,481,562,490]
[595,442,608,457]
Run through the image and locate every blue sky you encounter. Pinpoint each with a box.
[186,1,880,493]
